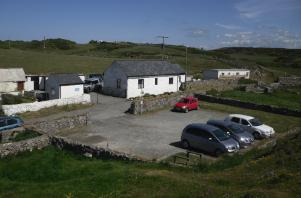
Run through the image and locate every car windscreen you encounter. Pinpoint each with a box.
[249,118,262,126]
[179,98,189,103]
[212,129,231,141]
[228,124,244,134]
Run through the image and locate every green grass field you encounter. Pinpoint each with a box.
[0,128,300,197]
[206,89,301,111]
[2,42,300,78]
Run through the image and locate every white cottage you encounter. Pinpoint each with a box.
[203,69,250,80]
[45,73,84,100]
[103,60,186,98]
[0,68,26,95]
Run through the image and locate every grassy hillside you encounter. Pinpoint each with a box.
[0,129,300,197]
[0,40,301,79]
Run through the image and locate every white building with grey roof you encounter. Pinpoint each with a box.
[203,69,250,80]
[45,73,84,100]
[103,60,186,98]
[0,68,26,95]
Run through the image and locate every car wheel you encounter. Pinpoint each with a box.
[184,108,189,113]
[214,149,223,157]
[253,131,261,139]
[182,140,190,149]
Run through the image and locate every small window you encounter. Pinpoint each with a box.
[155,78,158,85]
[169,77,173,84]
[241,119,249,126]
[117,79,121,89]
[228,72,231,75]
[7,119,17,125]
[221,73,225,76]
[74,88,80,92]
[138,79,144,89]
[231,117,240,123]
[236,72,239,75]
[51,88,55,95]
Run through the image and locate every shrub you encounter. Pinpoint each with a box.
[238,78,257,84]
[1,94,35,105]
[206,89,219,96]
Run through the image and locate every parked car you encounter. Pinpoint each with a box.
[0,116,24,132]
[207,120,254,148]
[224,114,275,139]
[181,123,240,156]
[173,97,198,113]
[84,77,103,93]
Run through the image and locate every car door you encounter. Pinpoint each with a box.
[0,119,7,131]
[192,99,197,109]
[6,118,18,130]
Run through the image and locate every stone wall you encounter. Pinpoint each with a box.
[128,92,191,114]
[279,77,301,86]
[26,114,88,135]
[186,79,239,92]
[195,94,301,117]
[50,136,144,161]
[0,135,50,158]
[2,94,91,115]
[1,127,25,143]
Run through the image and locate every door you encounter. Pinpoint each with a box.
[17,82,24,91]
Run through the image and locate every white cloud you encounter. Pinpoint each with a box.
[220,28,301,48]
[186,28,208,38]
[216,23,242,30]
[235,0,301,19]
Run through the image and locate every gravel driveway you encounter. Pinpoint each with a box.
[58,93,227,160]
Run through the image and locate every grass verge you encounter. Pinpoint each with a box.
[19,103,93,120]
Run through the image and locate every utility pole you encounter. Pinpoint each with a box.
[43,36,46,49]
[157,35,168,60]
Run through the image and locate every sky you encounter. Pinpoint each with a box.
[0,0,301,49]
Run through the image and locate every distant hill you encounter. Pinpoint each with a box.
[0,39,300,81]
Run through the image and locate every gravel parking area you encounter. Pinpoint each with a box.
[58,94,227,160]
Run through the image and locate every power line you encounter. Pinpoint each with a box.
[157,35,168,50]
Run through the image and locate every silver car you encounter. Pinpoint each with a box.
[207,120,254,148]
[181,123,240,156]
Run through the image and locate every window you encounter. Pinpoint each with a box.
[221,73,225,76]
[169,77,173,84]
[7,119,17,125]
[228,72,231,75]
[231,117,240,123]
[236,72,239,75]
[51,88,55,95]
[155,78,158,85]
[138,79,144,89]
[241,119,249,126]
[74,88,80,92]
[117,79,121,89]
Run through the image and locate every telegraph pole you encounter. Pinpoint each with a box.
[43,36,46,49]
[157,35,168,60]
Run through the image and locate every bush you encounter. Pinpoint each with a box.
[206,89,219,96]
[10,129,41,142]
[1,94,35,105]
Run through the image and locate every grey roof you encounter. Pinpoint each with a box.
[47,73,83,85]
[108,60,185,77]
[0,68,26,82]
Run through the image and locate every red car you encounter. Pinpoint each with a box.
[173,97,199,113]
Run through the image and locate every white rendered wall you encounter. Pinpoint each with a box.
[217,70,250,79]
[0,82,18,93]
[127,75,185,98]
[60,84,83,99]
[24,81,34,91]
[2,94,91,115]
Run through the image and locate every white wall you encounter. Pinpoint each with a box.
[2,94,91,115]
[60,84,83,99]
[0,82,18,93]
[127,74,185,98]
[218,70,250,79]
[24,81,34,91]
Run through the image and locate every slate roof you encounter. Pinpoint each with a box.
[0,68,26,82]
[47,73,83,85]
[109,60,185,77]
